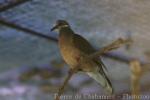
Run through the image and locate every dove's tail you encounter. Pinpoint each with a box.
[87,66,113,94]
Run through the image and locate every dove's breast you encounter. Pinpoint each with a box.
[58,35,81,68]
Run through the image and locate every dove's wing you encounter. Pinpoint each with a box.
[73,34,113,94]
[73,34,108,72]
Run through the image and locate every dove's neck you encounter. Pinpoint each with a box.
[59,27,74,42]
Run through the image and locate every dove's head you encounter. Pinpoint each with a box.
[51,20,70,32]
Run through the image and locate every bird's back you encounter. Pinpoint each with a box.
[73,34,96,54]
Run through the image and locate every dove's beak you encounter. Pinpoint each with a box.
[51,24,58,31]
